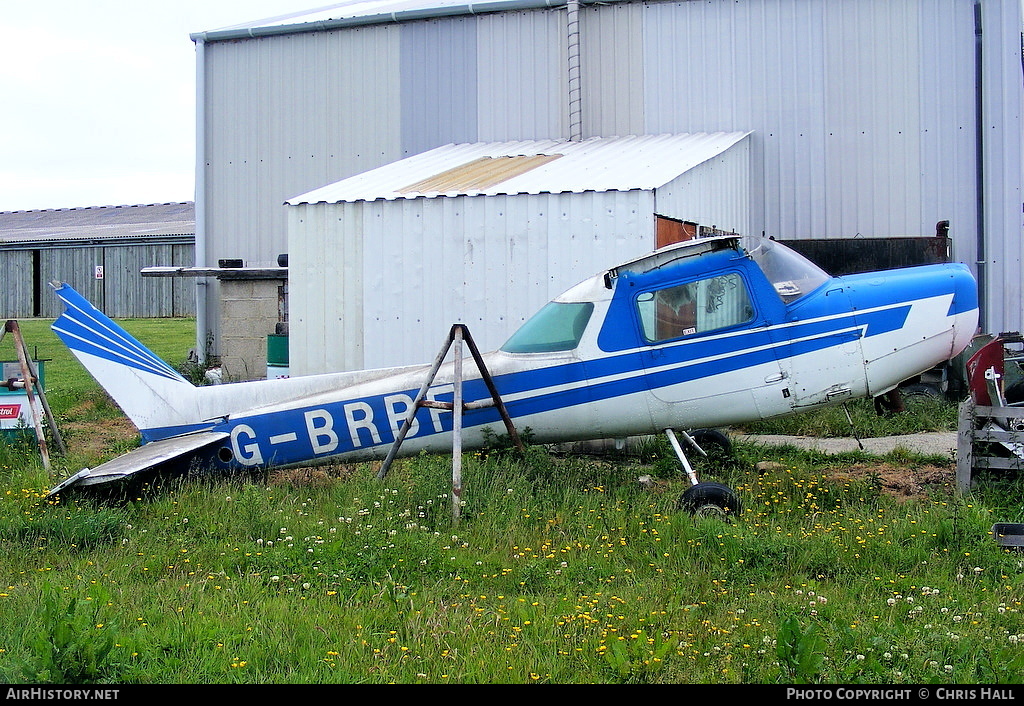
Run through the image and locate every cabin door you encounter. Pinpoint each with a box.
[635,270,787,425]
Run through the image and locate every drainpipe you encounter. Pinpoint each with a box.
[974,0,988,332]
[194,37,209,362]
[567,0,582,141]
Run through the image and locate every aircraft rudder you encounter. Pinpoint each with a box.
[50,282,191,384]
[50,282,199,434]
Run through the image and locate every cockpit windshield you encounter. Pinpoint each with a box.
[501,301,594,353]
[742,236,830,304]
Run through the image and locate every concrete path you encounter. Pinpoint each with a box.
[736,431,958,458]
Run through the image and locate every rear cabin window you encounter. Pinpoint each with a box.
[637,272,754,343]
[501,302,594,353]
[742,236,830,304]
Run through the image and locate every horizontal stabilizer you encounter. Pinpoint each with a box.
[48,431,229,496]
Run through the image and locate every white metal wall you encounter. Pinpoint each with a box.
[475,10,568,141]
[200,0,1023,360]
[655,138,752,237]
[203,26,403,268]
[289,190,654,373]
[201,24,405,347]
[637,0,954,238]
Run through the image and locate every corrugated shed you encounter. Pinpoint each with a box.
[287,132,750,372]
[288,189,658,372]
[398,154,564,193]
[288,132,751,204]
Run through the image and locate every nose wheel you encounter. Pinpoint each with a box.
[678,481,742,517]
[666,428,741,517]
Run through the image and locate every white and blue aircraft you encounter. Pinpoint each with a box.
[46,235,979,511]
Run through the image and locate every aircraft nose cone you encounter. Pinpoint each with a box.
[949,264,980,357]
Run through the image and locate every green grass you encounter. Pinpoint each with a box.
[738,396,959,438]
[1,318,1022,684]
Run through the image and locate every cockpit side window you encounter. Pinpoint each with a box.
[637,272,754,343]
[501,301,594,353]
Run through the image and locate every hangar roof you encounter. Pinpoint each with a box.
[193,0,571,41]
[287,132,751,205]
[0,202,195,248]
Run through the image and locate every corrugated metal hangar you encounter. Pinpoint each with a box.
[0,203,195,319]
[190,0,1024,378]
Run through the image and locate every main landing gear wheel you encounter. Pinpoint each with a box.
[685,428,733,472]
[678,482,742,518]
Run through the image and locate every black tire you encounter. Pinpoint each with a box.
[678,482,741,517]
[900,382,943,404]
[684,428,733,473]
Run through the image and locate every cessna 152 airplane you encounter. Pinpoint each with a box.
[46,235,979,513]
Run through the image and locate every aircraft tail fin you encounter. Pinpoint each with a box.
[50,282,201,439]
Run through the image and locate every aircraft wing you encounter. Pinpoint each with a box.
[48,430,229,496]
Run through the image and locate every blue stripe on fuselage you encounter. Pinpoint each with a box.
[206,300,918,468]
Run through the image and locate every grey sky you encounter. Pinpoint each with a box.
[0,1,318,212]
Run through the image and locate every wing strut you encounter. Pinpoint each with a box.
[665,429,700,486]
[376,324,523,519]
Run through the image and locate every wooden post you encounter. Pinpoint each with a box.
[13,325,65,456]
[956,399,975,493]
[2,321,53,468]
